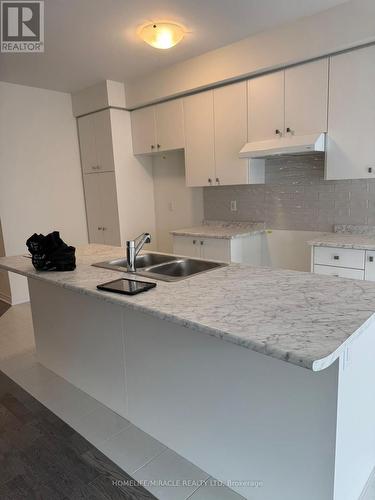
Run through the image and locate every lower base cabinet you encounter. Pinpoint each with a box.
[311,246,375,281]
[173,234,264,265]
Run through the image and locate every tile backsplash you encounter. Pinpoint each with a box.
[203,154,375,232]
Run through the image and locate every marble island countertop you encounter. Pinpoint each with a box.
[2,244,375,372]
[170,220,265,239]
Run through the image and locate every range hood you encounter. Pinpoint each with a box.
[239,133,325,159]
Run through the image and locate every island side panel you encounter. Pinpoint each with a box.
[334,320,375,500]
[122,308,339,500]
[28,278,128,418]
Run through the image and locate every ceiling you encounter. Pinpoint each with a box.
[0,0,349,94]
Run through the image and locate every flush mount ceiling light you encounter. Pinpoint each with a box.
[137,22,186,49]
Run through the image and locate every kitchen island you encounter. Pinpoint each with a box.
[1,244,375,500]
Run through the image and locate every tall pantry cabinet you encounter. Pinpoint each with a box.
[77,110,121,246]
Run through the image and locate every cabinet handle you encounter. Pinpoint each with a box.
[333,255,339,260]
[102,227,107,231]
[208,178,212,185]
[369,256,374,263]
[157,144,161,149]
[216,177,220,185]
[92,165,99,170]
[193,240,196,245]
[368,167,373,174]
[275,129,282,136]
[98,226,103,231]
[151,145,155,150]
[200,241,204,245]
[286,127,293,134]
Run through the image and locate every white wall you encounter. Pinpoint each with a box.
[0,82,88,304]
[153,151,203,253]
[125,0,375,107]
[263,230,326,272]
[110,108,157,249]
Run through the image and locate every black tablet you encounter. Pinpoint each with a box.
[97,278,156,295]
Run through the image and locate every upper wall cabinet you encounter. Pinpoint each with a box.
[131,99,184,155]
[78,110,115,174]
[184,83,264,187]
[284,59,328,136]
[183,90,216,187]
[326,45,375,180]
[248,71,284,142]
[214,81,249,186]
[248,59,328,141]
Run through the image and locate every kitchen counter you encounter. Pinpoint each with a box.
[170,220,265,239]
[308,232,375,250]
[2,243,375,499]
[2,243,375,371]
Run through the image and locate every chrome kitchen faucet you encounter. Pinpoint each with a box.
[126,233,151,272]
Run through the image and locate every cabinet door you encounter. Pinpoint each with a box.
[131,107,156,155]
[173,236,200,258]
[100,172,121,246]
[248,71,284,141]
[200,238,230,262]
[285,59,328,136]
[78,115,98,174]
[326,45,375,180]
[93,110,115,173]
[155,99,184,152]
[214,82,248,185]
[365,251,375,281]
[83,173,104,243]
[83,172,121,246]
[183,91,215,187]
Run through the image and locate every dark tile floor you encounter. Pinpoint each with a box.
[0,353,157,499]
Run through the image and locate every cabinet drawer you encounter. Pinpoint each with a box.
[314,264,364,280]
[313,246,365,269]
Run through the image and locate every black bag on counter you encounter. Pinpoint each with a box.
[26,231,76,271]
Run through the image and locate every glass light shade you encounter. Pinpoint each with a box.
[138,22,185,49]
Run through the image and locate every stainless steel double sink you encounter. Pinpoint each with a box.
[93,252,227,282]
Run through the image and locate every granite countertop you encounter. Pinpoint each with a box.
[170,220,266,239]
[308,225,375,250]
[2,244,375,372]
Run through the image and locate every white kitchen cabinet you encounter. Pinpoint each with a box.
[183,90,216,187]
[83,172,121,246]
[314,264,364,280]
[78,110,115,174]
[173,235,230,262]
[365,251,375,281]
[173,234,263,265]
[173,236,202,259]
[310,245,374,281]
[248,71,284,142]
[155,99,185,152]
[326,45,375,180]
[130,106,156,155]
[184,83,265,187]
[284,59,328,136]
[248,59,328,141]
[131,99,184,155]
[214,82,249,186]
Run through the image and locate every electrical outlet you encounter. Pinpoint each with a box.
[230,200,237,212]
